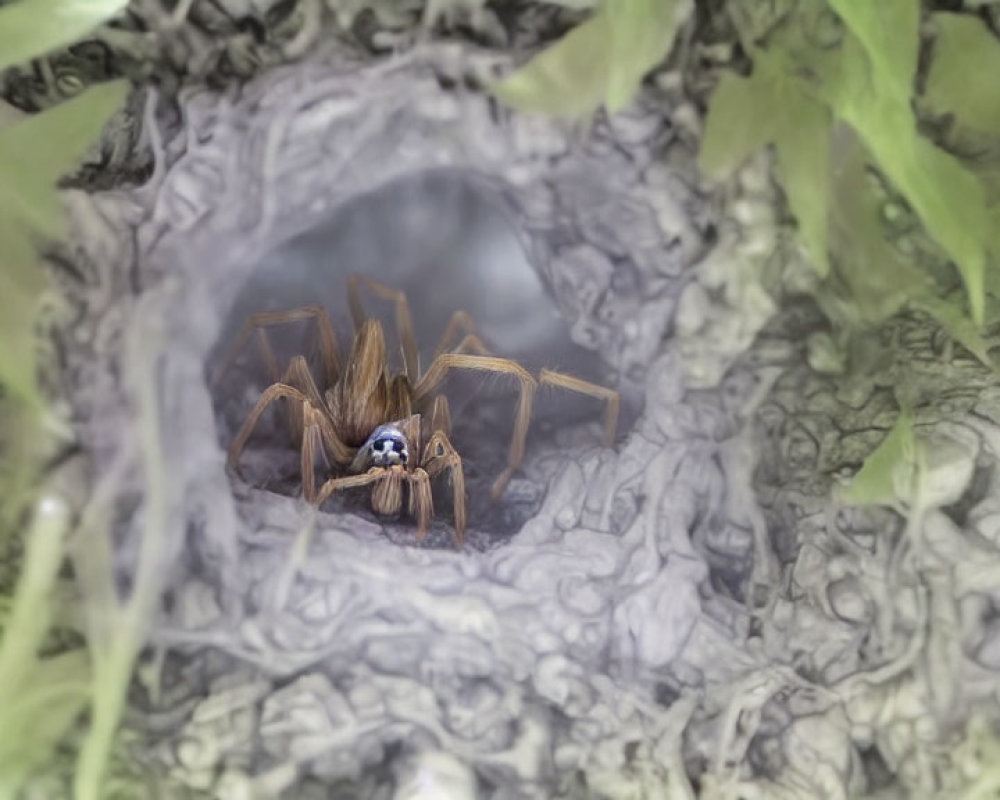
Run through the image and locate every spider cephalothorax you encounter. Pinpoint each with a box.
[356,425,410,469]
[213,276,620,546]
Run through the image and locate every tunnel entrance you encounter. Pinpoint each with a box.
[208,169,625,547]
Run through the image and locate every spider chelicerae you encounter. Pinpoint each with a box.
[213,276,619,545]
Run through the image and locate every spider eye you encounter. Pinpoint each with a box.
[392,441,404,453]
[372,440,385,452]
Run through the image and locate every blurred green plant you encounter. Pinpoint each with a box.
[0,1,130,797]
[491,0,687,117]
[922,13,1000,138]
[0,0,130,73]
[699,45,833,276]
[701,0,998,335]
[836,406,917,507]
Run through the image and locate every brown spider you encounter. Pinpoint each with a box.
[213,276,620,545]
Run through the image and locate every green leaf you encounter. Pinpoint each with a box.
[0,494,72,697]
[773,85,831,276]
[914,292,994,368]
[864,98,989,327]
[828,137,994,366]
[0,80,129,238]
[700,52,832,275]
[604,0,684,112]
[825,0,920,99]
[698,71,780,178]
[0,82,129,792]
[0,0,130,73]
[837,407,917,506]
[491,12,611,117]
[824,29,990,326]
[923,13,1000,137]
[0,652,90,787]
[0,81,128,412]
[828,138,917,320]
[491,0,684,117]
[0,221,46,409]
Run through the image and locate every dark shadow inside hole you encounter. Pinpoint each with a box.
[209,169,624,546]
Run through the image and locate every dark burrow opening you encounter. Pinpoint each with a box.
[207,170,632,548]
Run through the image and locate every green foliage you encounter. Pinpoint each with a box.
[827,0,991,327]
[0,496,90,796]
[0,4,131,795]
[824,0,919,98]
[491,0,684,117]
[826,135,993,365]
[836,406,917,506]
[704,0,997,331]
[923,13,1000,136]
[0,0,129,73]
[0,81,129,409]
[0,80,128,643]
[921,12,1000,256]
[702,0,1000,515]
[0,653,91,793]
[700,50,832,275]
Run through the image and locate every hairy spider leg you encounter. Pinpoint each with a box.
[228,383,306,471]
[228,382,355,490]
[433,310,495,361]
[538,368,620,447]
[421,423,467,546]
[370,414,435,538]
[299,400,366,501]
[315,465,434,538]
[300,403,327,503]
[315,468,387,506]
[407,467,434,539]
[428,394,452,438]
[280,354,329,444]
[450,334,491,357]
[433,310,473,358]
[329,318,398,446]
[211,305,340,389]
[388,374,415,421]
[347,275,419,380]
[272,355,359,498]
[413,353,537,502]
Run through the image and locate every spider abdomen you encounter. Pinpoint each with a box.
[331,319,393,444]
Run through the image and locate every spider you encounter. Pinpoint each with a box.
[213,276,620,546]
